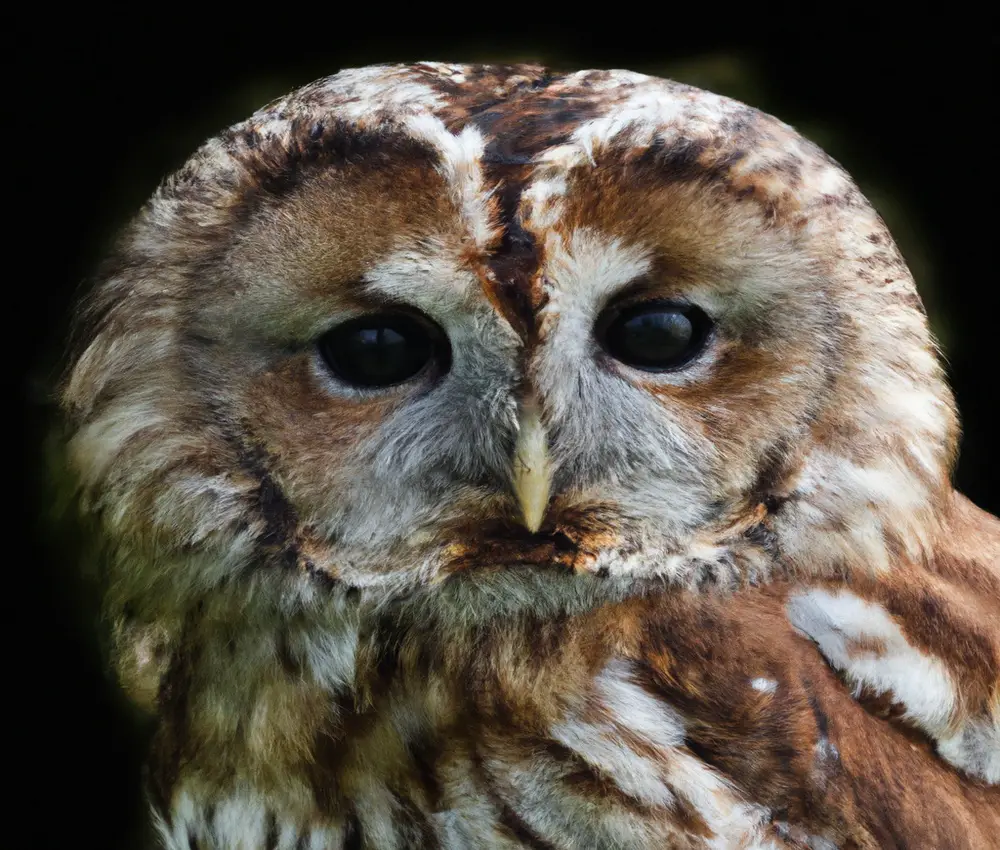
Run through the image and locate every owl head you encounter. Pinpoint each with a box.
[60,63,957,655]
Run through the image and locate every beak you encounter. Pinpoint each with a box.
[512,397,553,533]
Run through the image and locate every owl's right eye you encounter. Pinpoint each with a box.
[317,313,450,388]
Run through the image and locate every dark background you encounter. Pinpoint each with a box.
[19,26,996,849]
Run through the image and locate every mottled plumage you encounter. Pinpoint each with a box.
[59,63,999,848]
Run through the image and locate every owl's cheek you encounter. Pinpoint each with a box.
[235,354,400,505]
[650,339,811,432]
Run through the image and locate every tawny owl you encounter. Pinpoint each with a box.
[57,63,999,848]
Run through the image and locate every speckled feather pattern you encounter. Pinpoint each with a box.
[59,64,998,848]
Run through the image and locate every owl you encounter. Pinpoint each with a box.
[58,63,999,849]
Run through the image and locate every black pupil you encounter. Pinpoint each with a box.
[319,315,439,387]
[600,303,709,371]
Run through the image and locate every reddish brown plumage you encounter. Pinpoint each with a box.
[145,499,1000,847]
[56,64,997,848]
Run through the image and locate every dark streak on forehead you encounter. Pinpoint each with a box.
[409,63,553,130]
[417,66,607,345]
[477,94,605,339]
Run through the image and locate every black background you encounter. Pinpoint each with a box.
[18,24,996,849]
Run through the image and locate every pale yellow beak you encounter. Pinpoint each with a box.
[512,398,553,533]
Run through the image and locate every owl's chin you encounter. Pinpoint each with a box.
[432,504,626,577]
[438,526,589,576]
[411,491,775,584]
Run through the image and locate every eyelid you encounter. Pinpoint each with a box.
[598,278,715,322]
[596,273,699,314]
[594,296,708,340]
[312,301,439,339]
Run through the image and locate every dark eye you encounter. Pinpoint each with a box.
[317,313,450,388]
[596,300,713,372]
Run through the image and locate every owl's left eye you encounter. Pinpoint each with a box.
[596,300,713,372]
[317,313,450,388]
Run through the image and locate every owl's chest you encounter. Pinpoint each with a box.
[342,660,778,849]
[150,623,784,850]
[147,591,1000,850]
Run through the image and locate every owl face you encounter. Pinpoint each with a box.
[63,63,957,615]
